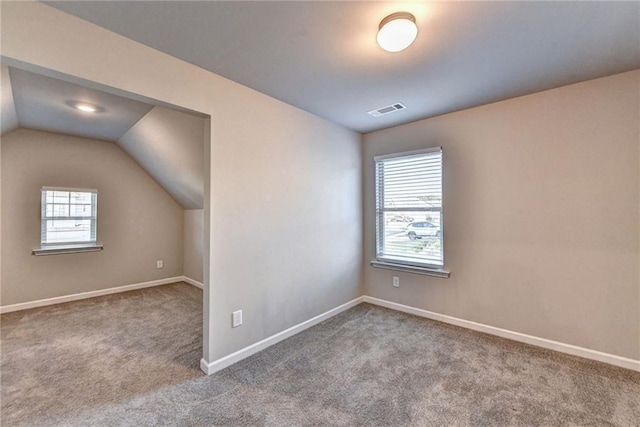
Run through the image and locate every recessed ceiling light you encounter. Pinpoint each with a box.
[76,104,96,113]
[377,12,418,53]
[66,100,105,113]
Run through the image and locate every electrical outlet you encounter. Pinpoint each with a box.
[156,260,164,269]
[232,310,243,328]
[393,276,400,288]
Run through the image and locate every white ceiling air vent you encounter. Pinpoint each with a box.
[367,102,406,117]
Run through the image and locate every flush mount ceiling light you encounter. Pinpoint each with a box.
[65,100,105,113]
[76,104,96,113]
[377,12,418,53]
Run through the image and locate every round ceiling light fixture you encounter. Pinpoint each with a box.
[377,12,418,53]
[66,100,105,113]
[76,104,97,113]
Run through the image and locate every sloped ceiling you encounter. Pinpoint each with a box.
[1,66,204,209]
[45,1,640,133]
[119,106,204,209]
[1,66,18,135]
[9,67,154,141]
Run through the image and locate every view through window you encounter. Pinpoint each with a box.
[375,148,443,268]
[41,188,98,247]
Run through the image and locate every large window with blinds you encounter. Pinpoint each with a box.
[40,187,98,248]
[375,147,443,269]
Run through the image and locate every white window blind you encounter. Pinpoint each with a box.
[375,147,443,268]
[40,187,98,248]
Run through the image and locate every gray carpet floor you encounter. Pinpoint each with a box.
[1,282,639,426]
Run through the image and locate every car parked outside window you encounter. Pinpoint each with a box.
[406,221,440,240]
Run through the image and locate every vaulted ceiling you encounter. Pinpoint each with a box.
[3,2,637,209]
[45,1,640,133]
[1,66,204,209]
[9,67,154,141]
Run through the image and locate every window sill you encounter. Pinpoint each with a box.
[32,244,103,256]
[370,260,450,278]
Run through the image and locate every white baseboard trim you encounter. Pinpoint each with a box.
[0,277,185,314]
[363,296,640,372]
[180,276,203,289]
[200,296,364,375]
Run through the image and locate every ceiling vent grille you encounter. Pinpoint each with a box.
[367,102,406,117]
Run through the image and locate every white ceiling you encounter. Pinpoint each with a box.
[9,67,154,141]
[3,66,204,209]
[119,106,205,209]
[1,66,19,135]
[44,1,640,133]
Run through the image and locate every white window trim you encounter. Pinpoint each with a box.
[370,260,450,278]
[373,147,449,277]
[34,187,101,255]
[32,244,104,256]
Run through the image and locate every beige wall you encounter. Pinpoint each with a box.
[364,70,640,360]
[1,129,183,305]
[1,2,363,365]
[184,209,204,283]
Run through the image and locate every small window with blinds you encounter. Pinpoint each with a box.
[40,187,98,248]
[375,147,443,269]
